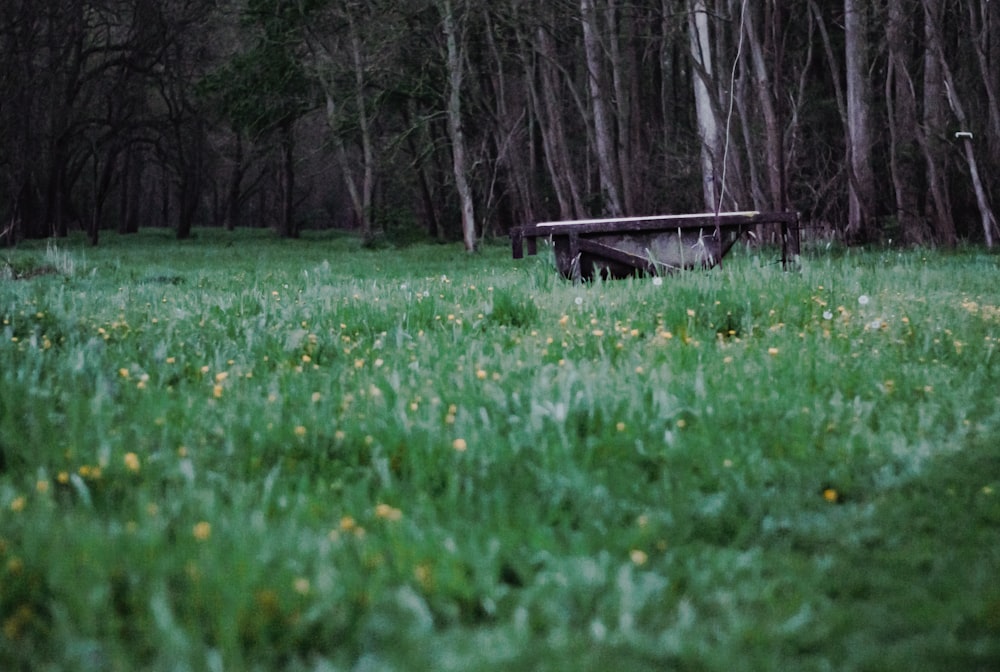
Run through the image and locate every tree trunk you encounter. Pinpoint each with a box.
[224,133,243,232]
[920,0,956,244]
[483,10,535,229]
[607,0,636,214]
[742,2,785,213]
[403,99,443,240]
[530,25,586,220]
[886,0,924,244]
[119,146,143,234]
[924,0,997,247]
[581,0,623,216]
[439,0,477,251]
[279,119,297,238]
[844,0,876,242]
[352,27,376,245]
[688,0,720,211]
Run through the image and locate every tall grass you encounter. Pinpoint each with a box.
[1,231,998,670]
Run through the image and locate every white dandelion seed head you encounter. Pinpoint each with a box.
[574,296,584,306]
[652,276,664,287]
[400,283,407,291]
[858,294,870,306]
[823,310,833,320]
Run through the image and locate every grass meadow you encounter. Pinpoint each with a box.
[2,229,999,671]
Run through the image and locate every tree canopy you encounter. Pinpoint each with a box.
[2,0,998,248]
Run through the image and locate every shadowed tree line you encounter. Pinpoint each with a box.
[2,0,998,249]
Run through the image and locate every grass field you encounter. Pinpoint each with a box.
[2,229,999,671]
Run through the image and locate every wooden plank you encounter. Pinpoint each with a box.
[513,211,796,240]
[574,238,659,274]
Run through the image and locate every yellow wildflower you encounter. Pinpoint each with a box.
[192,521,212,541]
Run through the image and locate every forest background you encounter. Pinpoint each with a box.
[2,0,1000,250]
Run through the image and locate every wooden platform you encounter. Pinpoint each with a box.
[511,211,800,280]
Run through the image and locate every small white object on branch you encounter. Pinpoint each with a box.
[955,131,974,139]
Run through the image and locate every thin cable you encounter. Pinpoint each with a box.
[717,0,748,216]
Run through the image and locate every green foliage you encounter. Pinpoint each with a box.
[198,0,315,139]
[1,231,999,670]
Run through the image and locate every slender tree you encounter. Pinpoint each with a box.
[844,0,875,242]
[687,0,720,210]
[886,0,924,243]
[437,0,477,251]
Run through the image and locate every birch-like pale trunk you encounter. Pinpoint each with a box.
[581,0,623,216]
[844,0,875,241]
[687,0,719,210]
[967,1,1000,173]
[924,0,998,247]
[439,0,477,251]
[349,19,375,246]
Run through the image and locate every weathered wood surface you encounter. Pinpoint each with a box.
[511,211,799,280]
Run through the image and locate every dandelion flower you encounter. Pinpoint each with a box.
[10,496,26,512]
[652,276,663,287]
[768,347,780,356]
[119,368,130,379]
[452,438,468,452]
[375,503,403,521]
[294,425,307,438]
[193,521,212,540]
[414,564,433,590]
[629,549,648,566]
[822,488,839,503]
[124,452,140,473]
[293,577,311,595]
[858,294,870,306]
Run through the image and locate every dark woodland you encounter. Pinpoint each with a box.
[1,0,998,249]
